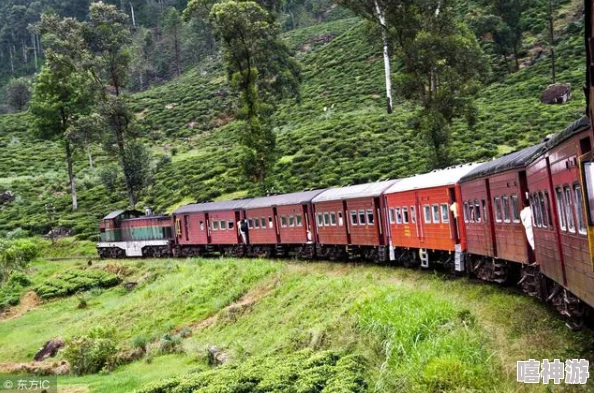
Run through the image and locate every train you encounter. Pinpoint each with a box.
[97,115,594,329]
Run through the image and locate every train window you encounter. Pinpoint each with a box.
[367,210,375,225]
[463,202,469,223]
[468,201,475,222]
[432,204,440,223]
[337,212,343,226]
[324,212,331,226]
[474,200,480,223]
[502,196,511,223]
[389,208,395,224]
[296,215,303,227]
[511,194,520,223]
[410,206,416,224]
[330,212,337,226]
[544,191,553,228]
[494,197,502,222]
[200,221,204,231]
[228,220,234,230]
[529,194,537,226]
[555,187,567,231]
[574,185,587,234]
[482,200,488,223]
[351,210,358,225]
[402,207,409,224]
[258,217,264,228]
[395,207,402,224]
[254,218,260,228]
[316,214,323,227]
[538,193,548,229]
[287,215,294,227]
[564,187,576,233]
[220,220,227,230]
[424,205,431,223]
[359,209,367,225]
[213,220,219,230]
[441,204,450,223]
[282,216,289,228]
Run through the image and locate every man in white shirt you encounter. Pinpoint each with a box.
[520,198,534,250]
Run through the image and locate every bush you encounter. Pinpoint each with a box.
[0,239,41,282]
[63,335,118,375]
[35,269,120,299]
[132,335,149,352]
[158,333,183,354]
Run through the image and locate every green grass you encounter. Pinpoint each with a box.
[1,258,591,392]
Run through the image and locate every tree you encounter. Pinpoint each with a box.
[467,12,514,75]
[209,0,300,188]
[122,142,154,204]
[163,7,183,77]
[84,1,141,207]
[546,0,557,83]
[478,0,532,71]
[336,0,393,113]
[30,14,95,211]
[390,1,487,167]
[3,77,30,112]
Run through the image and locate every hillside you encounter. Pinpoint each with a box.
[1,257,592,392]
[0,1,588,239]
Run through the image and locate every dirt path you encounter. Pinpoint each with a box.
[0,291,41,322]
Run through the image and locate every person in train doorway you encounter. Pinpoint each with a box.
[520,198,535,250]
[238,218,249,245]
[449,199,459,242]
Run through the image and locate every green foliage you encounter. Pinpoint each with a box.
[3,77,31,112]
[0,239,41,282]
[64,334,119,375]
[210,0,301,186]
[34,269,120,299]
[134,349,367,393]
[355,289,497,391]
[158,333,183,355]
[132,334,150,351]
[0,271,33,311]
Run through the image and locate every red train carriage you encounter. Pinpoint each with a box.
[97,210,174,258]
[242,190,326,258]
[459,144,545,285]
[527,116,594,320]
[311,180,398,261]
[384,164,481,270]
[172,200,251,257]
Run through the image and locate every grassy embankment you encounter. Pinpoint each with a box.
[0,257,591,392]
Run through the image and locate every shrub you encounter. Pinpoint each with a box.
[63,336,118,375]
[35,269,120,299]
[0,239,41,282]
[158,333,183,354]
[132,335,149,352]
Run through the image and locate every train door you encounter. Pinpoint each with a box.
[448,187,459,243]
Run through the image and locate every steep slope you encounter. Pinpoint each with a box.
[0,8,588,238]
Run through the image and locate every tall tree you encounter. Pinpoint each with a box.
[30,14,95,211]
[389,1,486,167]
[209,0,300,188]
[163,7,183,77]
[336,0,393,113]
[84,1,142,207]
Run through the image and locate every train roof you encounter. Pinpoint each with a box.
[174,199,252,214]
[102,210,142,220]
[386,163,482,193]
[543,115,590,152]
[460,143,546,183]
[244,189,327,209]
[312,180,399,203]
